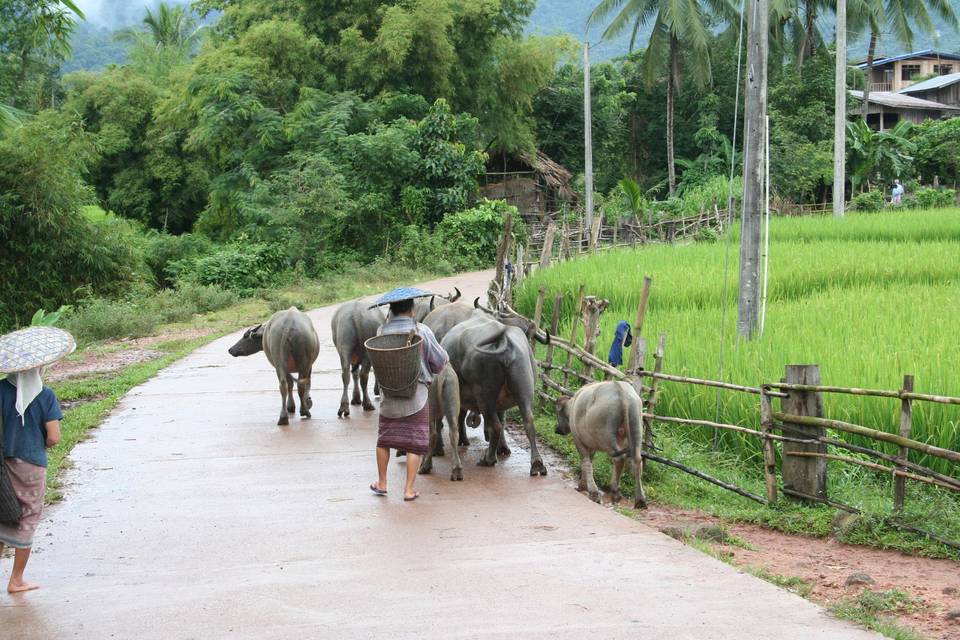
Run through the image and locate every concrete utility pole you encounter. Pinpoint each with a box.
[832,0,847,218]
[737,0,769,340]
[584,42,595,240]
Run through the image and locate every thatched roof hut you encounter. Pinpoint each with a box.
[480,150,575,223]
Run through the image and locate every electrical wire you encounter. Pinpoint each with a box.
[714,0,748,440]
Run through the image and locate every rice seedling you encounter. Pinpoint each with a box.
[518,208,960,554]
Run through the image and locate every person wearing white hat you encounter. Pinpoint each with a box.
[0,326,73,593]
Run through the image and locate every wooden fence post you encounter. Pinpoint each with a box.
[760,387,778,503]
[559,221,569,261]
[581,296,609,379]
[539,222,557,270]
[578,217,585,254]
[781,365,828,500]
[590,217,602,253]
[627,277,652,374]
[561,285,586,389]
[894,374,914,512]
[642,334,666,453]
[531,286,545,348]
[539,294,563,409]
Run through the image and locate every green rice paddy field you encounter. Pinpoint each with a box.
[516,209,960,556]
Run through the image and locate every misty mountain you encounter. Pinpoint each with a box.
[527,0,960,60]
[72,0,191,30]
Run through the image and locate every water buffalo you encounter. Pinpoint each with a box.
[442,313,547,476]
[228,307,319,426]
[413,287,461,322]
[331,300,385,417]
[555,381,646,508]
[473,298,551,345]
[418,363,464,481]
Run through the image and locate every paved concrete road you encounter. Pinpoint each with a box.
[1,270,880,639]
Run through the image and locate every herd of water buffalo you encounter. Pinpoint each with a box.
[227,288,647,509]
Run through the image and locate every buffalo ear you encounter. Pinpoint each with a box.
[249,323,264,338]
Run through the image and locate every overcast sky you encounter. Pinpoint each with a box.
[72,0,190,28]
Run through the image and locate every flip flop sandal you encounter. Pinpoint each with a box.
[404,492,420,502]
[370,483,387,496]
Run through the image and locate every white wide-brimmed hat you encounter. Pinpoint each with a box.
[0,326,76,374]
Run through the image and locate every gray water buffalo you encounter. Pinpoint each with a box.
[228,307,320,426]
[331,300,385,417]
[413,287,461,322]
[423,301,474,344]
[555,381,647,508]
[418,363,464,481]
[473,298,551,344]
[442,313,547,476]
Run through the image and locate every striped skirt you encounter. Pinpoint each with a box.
[0,458,46,549]
[377,404,430,456]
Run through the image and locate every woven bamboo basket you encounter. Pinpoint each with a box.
[365,332,423,398]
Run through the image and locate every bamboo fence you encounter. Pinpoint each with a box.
[511,275,960,551]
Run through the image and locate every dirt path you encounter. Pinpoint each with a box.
[0,270,881,639]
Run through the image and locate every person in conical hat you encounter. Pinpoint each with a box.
[0,326,74,593]
[367,288,449,502]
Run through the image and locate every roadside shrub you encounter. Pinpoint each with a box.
[0,112,151,329]
[64,298,159,343]
[913,187,956,209]
[142,231,216,287]
[434,200,527,270]
[148,289,199,324]
[177,244,286,294]
[850,190,886,212]
[176,283,238,314]
[261,290,307,314]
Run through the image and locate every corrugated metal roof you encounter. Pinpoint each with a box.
[849,90,960,110]
[899,72,960,94]
[854,49,960,69]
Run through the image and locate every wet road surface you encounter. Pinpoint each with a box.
[0,270,880,638]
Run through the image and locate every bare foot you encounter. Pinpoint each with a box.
[8,580,40,593]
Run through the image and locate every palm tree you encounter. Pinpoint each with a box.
[589,0,736,196]
[116,3,203,54]
[853,0,958,121]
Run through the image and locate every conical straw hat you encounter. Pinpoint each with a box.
[0,326,76,374]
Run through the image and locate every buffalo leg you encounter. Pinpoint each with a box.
[298,376,312,418]
[477,403,501,467]
[496,411,511,457]
[285,373,296,414]
[359,361,375,411]
[458,410,469,446]
[277,373,290,426]
[515,397,546,476]
[610,458,626,504]
[578,445,600,503]
[337,349,352,417]
[448,411,462,481]
[419,418,439,475]
[350,363,362,406]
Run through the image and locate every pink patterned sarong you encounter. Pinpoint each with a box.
[376,404,430,456]
[0,458,46,549]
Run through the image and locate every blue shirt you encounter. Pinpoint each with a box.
[1,379,63,467]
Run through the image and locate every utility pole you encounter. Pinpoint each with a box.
[833,0,847,218]
[737,0,769,340]
[584,42,595,242]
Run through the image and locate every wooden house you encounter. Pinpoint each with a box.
[480,151,575,224]
[856,49,960,93]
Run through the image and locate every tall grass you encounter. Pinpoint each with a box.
[516,209,960,473]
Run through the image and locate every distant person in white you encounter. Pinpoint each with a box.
[892,180,904,205]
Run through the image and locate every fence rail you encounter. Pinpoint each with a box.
[491,250,960,551]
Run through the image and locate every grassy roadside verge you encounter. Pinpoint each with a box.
[532,414,960,560]
[44,265,438,502]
